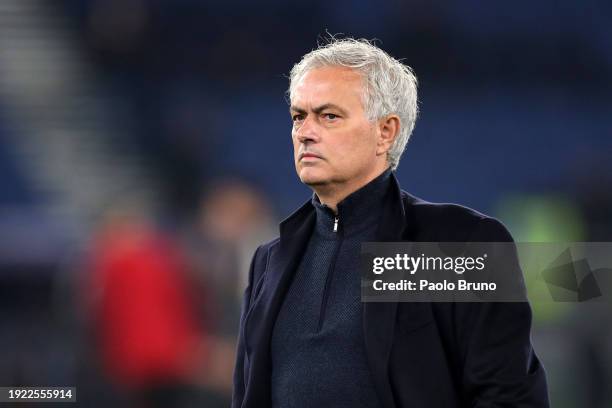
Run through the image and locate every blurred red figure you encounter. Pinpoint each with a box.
[84,213,229,407]
[89,219,202,389]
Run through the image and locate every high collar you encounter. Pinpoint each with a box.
[279,168,410,242]
[311,168,392,237]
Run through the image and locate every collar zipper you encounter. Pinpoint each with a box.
[333,216,339,232]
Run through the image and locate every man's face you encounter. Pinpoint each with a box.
[290,66,383,190]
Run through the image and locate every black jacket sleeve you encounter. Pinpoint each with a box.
[458,218,549,407]
[232,245,262,408]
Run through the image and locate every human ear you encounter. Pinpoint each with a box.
[376,115,400,156]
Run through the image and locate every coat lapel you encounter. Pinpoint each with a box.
[362,173,413,408]
[243,201,316,406]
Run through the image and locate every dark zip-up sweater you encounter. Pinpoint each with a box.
[270,169,391,408]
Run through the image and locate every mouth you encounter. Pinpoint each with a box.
[299,152,322,161]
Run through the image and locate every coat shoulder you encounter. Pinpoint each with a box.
[401,191,513,242]
[252,237,280,269]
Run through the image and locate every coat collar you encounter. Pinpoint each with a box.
[361,171,407,408]
[242,201,316,406]
[243,172,412,408]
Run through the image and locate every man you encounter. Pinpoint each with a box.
[232,38,549,407]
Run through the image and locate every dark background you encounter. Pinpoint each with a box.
[0,0,610,406]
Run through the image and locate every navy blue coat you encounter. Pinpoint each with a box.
[232,173,549,407]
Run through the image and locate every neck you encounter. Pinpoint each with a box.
[313,165,390,213]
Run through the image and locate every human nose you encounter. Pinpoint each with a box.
[294,116,319,144]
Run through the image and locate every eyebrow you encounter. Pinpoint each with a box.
[289,103,348,116]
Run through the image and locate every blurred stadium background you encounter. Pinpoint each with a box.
[0,0,610,407]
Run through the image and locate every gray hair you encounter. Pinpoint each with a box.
[288,38,418,170]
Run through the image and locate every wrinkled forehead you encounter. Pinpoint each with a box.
[290,66,367,109]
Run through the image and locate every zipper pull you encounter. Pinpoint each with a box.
[333,216,339,232]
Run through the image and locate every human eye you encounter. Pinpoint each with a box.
[322,113,339,121]
[292,113,305,123]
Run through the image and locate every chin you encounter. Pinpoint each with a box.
[298,167,330,186]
